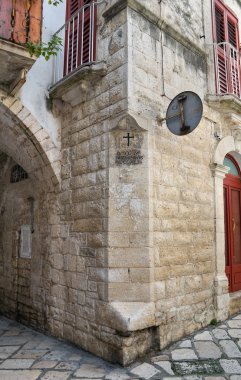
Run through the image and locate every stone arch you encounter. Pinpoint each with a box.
[0,97,61,191]
[214,136,236,165]
[0,97,61,329]
[212,134,241,320]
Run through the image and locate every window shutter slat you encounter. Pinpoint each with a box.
[217,53,228,94]
[215,7,225,43]
[64,0,96,75]
[228,19,237,48]
[68,0,80,18]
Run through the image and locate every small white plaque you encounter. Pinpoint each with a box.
[20,225,32,258]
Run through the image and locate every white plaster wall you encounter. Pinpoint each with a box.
[20,0,66,146]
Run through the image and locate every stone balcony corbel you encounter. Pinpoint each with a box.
[206,94,241,116]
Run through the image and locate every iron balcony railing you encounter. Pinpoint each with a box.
[52,0,104,85]
[213,42,241,98]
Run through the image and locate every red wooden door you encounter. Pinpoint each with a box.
[224,157,241,292]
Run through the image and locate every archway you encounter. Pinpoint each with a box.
[0,99,60,329]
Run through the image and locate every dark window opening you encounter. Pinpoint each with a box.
[10,165,28,183]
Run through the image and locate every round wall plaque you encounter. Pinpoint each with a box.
[166,91,203,136]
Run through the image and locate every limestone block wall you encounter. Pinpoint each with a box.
[2,0,241,367]
[126,0,220,349]
[153,120,216,347]
[45,7,131,363]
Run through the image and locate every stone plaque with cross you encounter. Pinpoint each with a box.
[113,115,144,166]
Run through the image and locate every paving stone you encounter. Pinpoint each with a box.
[218,325,228,329]
[55,361,79,370]
[151,354,169,362]
[179,340,192,348]
[228,330,241,338]
[23,338,57,350]
[228,321,241,328]
[163,378,182,380]
[219,340,241,358]
[0,346,20,359]
[194,332,213,341]
[183,377,202,380]
[0,336,29,346]
[74,364,107,378]
[40,371,72,380]
[230,377,241,380]
[37,339,60,350]
[0,370,42,379]
[130,363,160,379]
[68,354,83,361]
[0,359,35,369]
[155,360,174,375]
[204,377,226,380]
[105,369,131,379]
[220,359,241,374]
[194,342,222,359]
[232,316,241,320]
[174,361,223,376]
[42,350,70,361]
[13,349,48,359]
[0,320,11,330]
[32,360,58,369]
[172,349,198,361]
[2,330,20,336]
[212,329,230,340]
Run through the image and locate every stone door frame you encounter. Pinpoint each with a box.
[212,134,241,320]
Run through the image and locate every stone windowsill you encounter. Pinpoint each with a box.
[49,61,107,106]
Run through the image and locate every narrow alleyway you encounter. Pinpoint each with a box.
[1,314,241,379]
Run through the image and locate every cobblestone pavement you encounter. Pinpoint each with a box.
[2,315,241,379]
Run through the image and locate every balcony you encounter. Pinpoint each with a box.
[206,42,241,115]
[0,0,42,94]
[49,0,107,102]
[213,42,241,98]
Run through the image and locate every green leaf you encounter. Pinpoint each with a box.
[25,34,63,61]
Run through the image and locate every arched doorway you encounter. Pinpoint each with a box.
[224,154,241,292]
[0,99,60,330]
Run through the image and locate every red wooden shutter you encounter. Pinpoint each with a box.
[68,0,80,16]
[214,1,240,96]
[215,3,228,94]
[82,0,95,64]
[227,16,239,96]
[64,0,96,76]
[64,0,81,75]
[228,19,237,47]
[215,6,225,43]
[0,1,12,40]
[217,54,228,94]
[0,0,41,44]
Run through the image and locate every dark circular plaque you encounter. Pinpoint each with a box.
[166,91,203,136]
